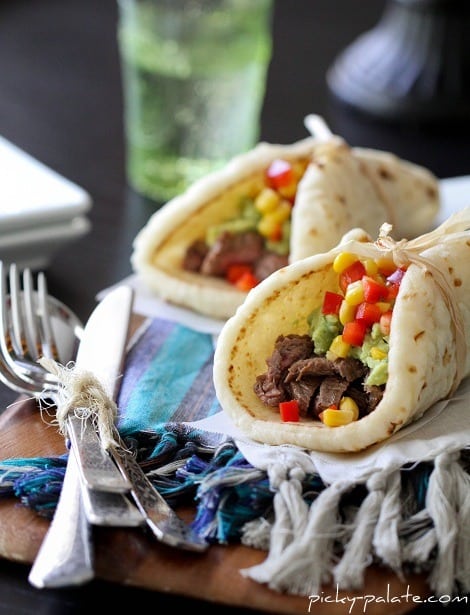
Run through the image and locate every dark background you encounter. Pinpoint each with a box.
[0,0,469,612]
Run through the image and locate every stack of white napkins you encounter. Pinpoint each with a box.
[0,136,91,270]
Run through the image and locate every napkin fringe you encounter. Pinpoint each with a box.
[2,434,470,599]
[241,475,353,595]
[239,451,470,599]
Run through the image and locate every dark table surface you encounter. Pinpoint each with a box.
[0,0,469,613]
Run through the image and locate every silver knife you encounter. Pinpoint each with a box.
[28,450,93,588]
[65,284,135,493]
[29,285,141,588]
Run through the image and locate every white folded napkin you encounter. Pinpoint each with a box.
[190,379,470,598]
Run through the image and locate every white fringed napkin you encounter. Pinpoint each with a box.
[191,377,470,598]
[96,268,470,599]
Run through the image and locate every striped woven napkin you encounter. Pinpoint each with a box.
[2,311,470,601]
[119,315,470,600]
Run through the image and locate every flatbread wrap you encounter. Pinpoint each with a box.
[213,210,470,453]
[131,127,439,320]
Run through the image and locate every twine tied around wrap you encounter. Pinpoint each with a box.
[38,356,120,450]
[344,209,470,396]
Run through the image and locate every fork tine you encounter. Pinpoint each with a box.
[0,262,38,395]
[0,262,56,395]
[22,267,40,361]
[0,262,13,358]
[8,263,25,359]
[37,272,60,362]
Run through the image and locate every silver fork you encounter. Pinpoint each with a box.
[0,262,143,510]
[0,263,208,573]
[3,270,131,485]
[0,266,75,398]
[0,263,143,586]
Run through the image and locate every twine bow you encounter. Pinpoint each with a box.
[38,357,120,450]
[344,209,470,396]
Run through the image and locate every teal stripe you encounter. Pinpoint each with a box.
[119,325,214,434]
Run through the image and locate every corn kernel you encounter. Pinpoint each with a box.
[254,188,280,214]
[277,182,297,200]
[376,301,391,313]
[344,280,364,306]
[333,252,358,274]
[339,396,359,421]
[246,177,265,199]
[291,160,309,180]
[327,335,351,359]
[339,299,356,325]
[376,257,396,276]
[370,346,387,360]
[269,200,292,224]
[257,215,281,239]
[363,259,379,276]
[320,407,355,427]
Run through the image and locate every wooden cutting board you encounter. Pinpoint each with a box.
[0,312,432,614]
[0,397,433,614]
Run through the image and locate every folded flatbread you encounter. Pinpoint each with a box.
[213,210,470,453]
[131,131,439,320]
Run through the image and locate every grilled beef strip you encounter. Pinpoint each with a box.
[254,333,385,419]
[200,231,264,276]
[254,334,315,408]
[183,230,289,282]
[183,240,209,272]
[254,252,289,281]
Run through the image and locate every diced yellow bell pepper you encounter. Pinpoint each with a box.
[332,252,358,274]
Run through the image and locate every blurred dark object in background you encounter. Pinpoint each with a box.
[327,0,470,125]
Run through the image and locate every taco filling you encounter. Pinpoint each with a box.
[253,252,407,426]
[182,158,308,291]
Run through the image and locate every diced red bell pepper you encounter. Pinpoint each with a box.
[385,267,406,300]
[342,320,367,346]
[268,222,283,242]
[385,282,399,301]
[226,264,253,284]
[362,276,387,303]
[235,271,259,292]
[322,291,343,315]
[339,260,366,294]
[355,302,382,326]
[279,399,300,422]
[266,159,294,190]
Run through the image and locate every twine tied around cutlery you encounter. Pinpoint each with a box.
[38,357,119,450]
